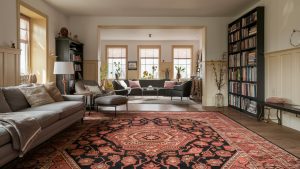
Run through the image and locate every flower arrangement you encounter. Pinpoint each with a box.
[212,54,227,91]
[110,62,121,79]
[175,66,185,81]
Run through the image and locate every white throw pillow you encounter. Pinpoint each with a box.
[118,80,128,89]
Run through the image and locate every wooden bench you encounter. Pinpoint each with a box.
[258,102,300,125]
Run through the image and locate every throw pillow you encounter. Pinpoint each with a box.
[0,89,12,113]
[85,85,102,95]
[118,80,128,89]
[164,81,176,89]
[2,86,31,111]
[266,97,286,104]
[19,86,55,107]
[129,80,141,88]
[44,82,64,102]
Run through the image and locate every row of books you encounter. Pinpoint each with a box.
[229,54,240,67]
[242,11,257,27]
[241,26,257,38]
[229,94,241,108]
[228,69,240,81]
[241,36,256,50]
[72,55,82,62]
[241,98,257,114]
[241,51,256,66]
[229,43,240,53]
[241,83,257,97]
[229,31,240,43]
[74,64,82,71]
[229,22,240,33]
[242,67,257,82]
[229,82,240,94]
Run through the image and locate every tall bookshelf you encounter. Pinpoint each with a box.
[56,37,84,94]
[228,7,264,117]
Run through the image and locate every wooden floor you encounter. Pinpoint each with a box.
[99,97,300,158]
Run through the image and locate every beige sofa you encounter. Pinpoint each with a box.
[0,86,85,167]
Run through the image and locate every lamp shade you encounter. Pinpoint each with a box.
[53,62,74,75]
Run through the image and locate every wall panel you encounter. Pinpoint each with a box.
[265,47,300,131]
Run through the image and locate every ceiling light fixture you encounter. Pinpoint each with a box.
[148,34,152,38]
[290,29,300,47]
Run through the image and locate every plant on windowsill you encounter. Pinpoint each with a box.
[100,64,113,90]
[111,62,121,80]
[175,66,185,82]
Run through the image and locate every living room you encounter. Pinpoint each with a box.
[1,0,300,168]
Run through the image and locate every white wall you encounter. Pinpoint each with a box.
[237,0,300,53]
[0,0,69,55]
[69,17,231,61]
[0,0,18,47]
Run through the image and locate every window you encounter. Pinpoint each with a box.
[106,46,127,79]
[139,46,160,79]
[173,46,193,79]
[20,15,30,75]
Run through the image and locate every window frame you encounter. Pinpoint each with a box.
[105,45,128,79]
[138,45,161,79]
[19,14,31,75]
[172,45,193,79]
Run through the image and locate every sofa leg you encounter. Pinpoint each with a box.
[114,106,117,117]
[81,118,84,124]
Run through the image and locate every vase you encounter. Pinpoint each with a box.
[115,73,119,80]
[215,90,224,107]
[176,73,181,82]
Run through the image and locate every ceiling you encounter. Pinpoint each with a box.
[44,0,258,17]
[100,29,202,40]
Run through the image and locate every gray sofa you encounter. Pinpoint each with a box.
[0,86,85,167]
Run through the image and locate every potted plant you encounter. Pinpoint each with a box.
[111,62,121,80]
[175,66,185,81]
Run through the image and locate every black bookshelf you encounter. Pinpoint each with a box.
[56,37,84,94]
[228,7,264,117]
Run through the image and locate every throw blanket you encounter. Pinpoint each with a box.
[0,113,41,157]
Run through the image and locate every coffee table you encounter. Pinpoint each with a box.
[142,87,159,97]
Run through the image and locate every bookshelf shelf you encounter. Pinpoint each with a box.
[56,37,84,94]
[228,7,264,118]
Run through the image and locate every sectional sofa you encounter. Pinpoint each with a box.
[0,86,85,167]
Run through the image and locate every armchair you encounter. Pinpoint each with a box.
[112,80,131,96]
[75,80,113,107]
[171,80,192,100]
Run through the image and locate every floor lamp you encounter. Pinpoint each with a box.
[53,62,74,95]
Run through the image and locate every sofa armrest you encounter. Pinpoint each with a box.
[173,85,183,91]
[63,95,85,102]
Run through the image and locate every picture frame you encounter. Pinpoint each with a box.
[128,61,137,70]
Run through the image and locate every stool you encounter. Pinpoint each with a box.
[94,95,128,117]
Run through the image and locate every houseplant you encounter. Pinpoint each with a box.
[175,66,185,81]
[212,55,226,107]
[111,62,121,80]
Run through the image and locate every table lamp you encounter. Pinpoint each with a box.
[53,61,74,95]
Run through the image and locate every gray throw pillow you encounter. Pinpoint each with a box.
[0,89,12,113]
[19,85,55,107]
[2,87,30,111]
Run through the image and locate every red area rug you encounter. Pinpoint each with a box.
[15,112,300,169]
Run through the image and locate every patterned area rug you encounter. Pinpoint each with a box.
[15,112,300,169]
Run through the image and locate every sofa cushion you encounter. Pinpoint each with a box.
[164,81,176,89]
[14,111,60,129]
[118,80,128,89]
[44,82,64,102]
[0,89,12,113]
[23,101,84,119]
[129,80,141,88]
[0,127,11,146]
[2,87,30,112]
[19,86,55,107]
